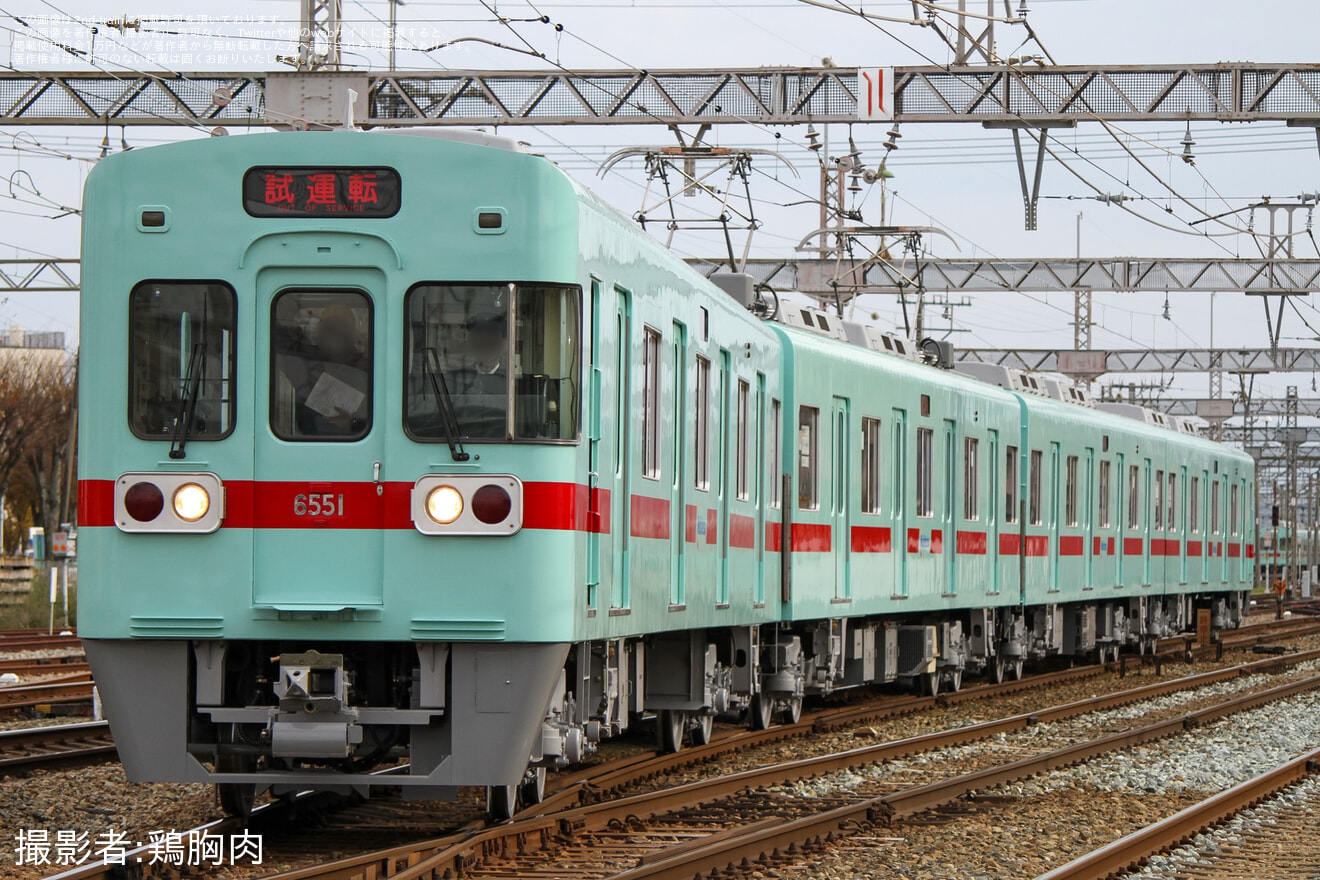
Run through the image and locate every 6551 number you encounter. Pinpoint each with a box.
[294,493,345,517]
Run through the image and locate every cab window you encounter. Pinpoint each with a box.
[404,283,581,442]
[270,290,373,441]
[128,281,236,441]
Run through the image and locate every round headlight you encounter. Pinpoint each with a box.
[172,483,211,522]
[425,485,464,525]
[124,481,165,522]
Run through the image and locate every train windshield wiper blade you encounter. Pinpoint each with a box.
[168,342,206,460]
[424,348,470,462]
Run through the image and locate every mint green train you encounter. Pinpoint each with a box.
[77,129,1253,818]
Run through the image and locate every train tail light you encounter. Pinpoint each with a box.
[114,473,225,533]
[412,475,521,535]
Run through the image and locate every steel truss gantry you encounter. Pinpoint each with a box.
[2,64,1320,127]
[956,348,1320,375]
[688,256,1320,298]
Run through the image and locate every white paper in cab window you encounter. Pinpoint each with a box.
[305,368,367,418]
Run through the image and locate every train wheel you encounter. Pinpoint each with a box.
[215,753,256,819]
[946,668,963,692]
[991,655,1007,684]
[691,713,714,746]
[781,696,804,725]
[748,693,775,731]
[486,784,519,821]
[658,710,685,753]
[1010,659,1025,680]
[923,671,940,697]
[518,767,546,807]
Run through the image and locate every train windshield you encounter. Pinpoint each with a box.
[404,283,581,442]
[128,281,236,441]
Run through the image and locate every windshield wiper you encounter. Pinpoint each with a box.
[168,342,206,460]
[424,348,470,462]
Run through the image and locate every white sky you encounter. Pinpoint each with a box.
[1,0,1318,416]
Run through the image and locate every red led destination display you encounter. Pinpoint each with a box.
[243,167,401,218]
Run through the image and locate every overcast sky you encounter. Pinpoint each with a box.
[1,0,1318,412]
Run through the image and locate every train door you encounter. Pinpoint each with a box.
[1143,459,1152,585]
[670,322,687,607]
[943,419,956,595]
[253,269,386,610]
[833,397,852,601]
[586,280,603,609]
[891,409,908,596]
[1084,448,1095,589]
[1049,442,1061,592]
[1179,466,1188,585]
[612,288,632,611]
[1117,452,1127,586]
[755,374,767,604]
[717,349,731,606]
[988,429,1000,595]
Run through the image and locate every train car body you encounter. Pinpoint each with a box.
[78,129,1253,816]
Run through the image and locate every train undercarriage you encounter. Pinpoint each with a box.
[86,592,1247,820]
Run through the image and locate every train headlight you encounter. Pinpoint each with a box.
[412,475,522,535]
[172,483,211,522]
[114,472,225,533]
[425,485,464,525]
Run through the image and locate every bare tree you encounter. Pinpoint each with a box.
[0,353,76,555]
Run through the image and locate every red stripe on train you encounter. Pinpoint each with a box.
[1059,535,1085,556]
[792,523,832,552]
[729,513,756,549]
[630,495,670,540]
[956,530,987,555]
[851,525,891,553]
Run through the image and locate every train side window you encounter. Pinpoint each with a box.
[769,398,782,509]
[963,436,979,521]
[271,289,372,441]
[694,355,711,490]
[1229,482,1239,535]
[1168,472,1177,531]
[1028,449,1042,525]
[861,417,882,514]
[736,378,750,500]
[1154,469,1164,530]
[1098,459,1111,528]
[916,427,933,518]
[1005,445,1019,524]
[1065,455,1079,526]
[798,405,819,510]
[641,326,661,479]
[1190,476,1200,532]
[129,281,237,442]
[1127,465,1140,529]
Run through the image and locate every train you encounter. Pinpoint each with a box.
[1258,525,1317,587]
[77,127,1254,819]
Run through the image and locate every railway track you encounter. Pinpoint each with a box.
[32,628,1320,880]
[174,648,1316,880]
[243,659,1320,880]
[0,721,115,774]
[0,657,89,676]
[0,633,81,652]
[0,673,94,716]
[1038,748,1320,880]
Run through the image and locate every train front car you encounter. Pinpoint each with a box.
[78,130,584,815]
